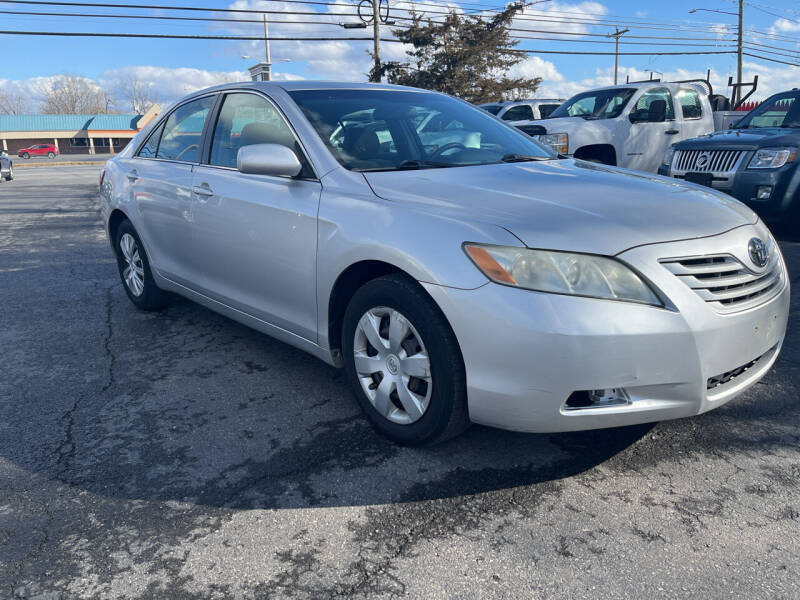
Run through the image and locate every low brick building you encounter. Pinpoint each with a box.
[0,105,160,156]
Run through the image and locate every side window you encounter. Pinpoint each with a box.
[155,95,214,162]
[502,105,534,121]
[538,104,559,118]
[633,87,675,121]
[137,121,165,158]
[209,92,298,169]
[677,89,703,119]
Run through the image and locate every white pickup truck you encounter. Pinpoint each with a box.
[529,81,716,173]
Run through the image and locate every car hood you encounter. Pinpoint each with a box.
[675,127,800,150]
[363,159,757,256]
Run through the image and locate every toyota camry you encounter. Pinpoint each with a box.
[100,82,789,445]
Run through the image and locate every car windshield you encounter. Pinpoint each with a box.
[549,88,636,120]
[479,103,503,115]
[733,91,800,129]
[289,89,555,172]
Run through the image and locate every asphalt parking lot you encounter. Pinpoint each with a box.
[1,165,799,599]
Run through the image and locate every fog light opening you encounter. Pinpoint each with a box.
[756,185,772,200]
[564,388,631,411]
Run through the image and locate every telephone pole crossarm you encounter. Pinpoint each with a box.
[606,27,629,85]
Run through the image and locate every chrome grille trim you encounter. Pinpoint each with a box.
[660,252,783,312]
[672,149,746,175]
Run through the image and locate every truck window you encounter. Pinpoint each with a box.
[632,88,675,121]
[677,89,703,119]
[502,105,534,121]
[550,88,635,120]
[538,104,559,119]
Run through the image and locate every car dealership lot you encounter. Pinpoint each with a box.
[1,166,799,599]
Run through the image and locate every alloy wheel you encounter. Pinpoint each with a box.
[353,306,432,424]
[119,233,145,296]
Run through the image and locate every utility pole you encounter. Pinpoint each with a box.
[736,0,743,104]
[264,13,271,82]
[606,28,629,85]
[371,0,381,82]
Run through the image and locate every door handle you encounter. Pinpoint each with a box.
[192,185,214,196]
[126,169,138,182]
[665,129,680,135]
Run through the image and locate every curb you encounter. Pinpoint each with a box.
[13,161,105,168]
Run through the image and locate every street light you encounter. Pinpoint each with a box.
[242,56,291,63]
[689,3,743,103]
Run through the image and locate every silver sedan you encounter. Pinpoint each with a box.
[100,82,790,445]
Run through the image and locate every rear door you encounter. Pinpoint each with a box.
[124,94,216,287]
[190,91,321,341]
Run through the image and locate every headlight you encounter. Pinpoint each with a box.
[663,145,676,167]
[464,243,662,306]
[534,133,568,154]
[747,147,796,169]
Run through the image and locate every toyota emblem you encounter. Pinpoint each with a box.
[748,238,769,269]
[695,152,711,169]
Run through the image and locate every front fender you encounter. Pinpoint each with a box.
[315,169,523,350]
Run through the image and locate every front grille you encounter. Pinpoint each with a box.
[707,355,762,390]
[660,251,783,312]
[673,149,745,174]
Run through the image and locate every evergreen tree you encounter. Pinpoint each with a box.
[375,7,541,104]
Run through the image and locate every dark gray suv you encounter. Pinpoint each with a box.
[659,89,800,223]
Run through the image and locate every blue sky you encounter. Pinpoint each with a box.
[1,0,798,110]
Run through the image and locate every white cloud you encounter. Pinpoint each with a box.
[769,18,800,34]
[535,62,800,102]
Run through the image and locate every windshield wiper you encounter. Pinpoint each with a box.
[353,159,457,173]
[500,153,550,163]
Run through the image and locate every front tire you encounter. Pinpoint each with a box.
[4,165,12,181]
[114,220,169,310]
[342,274,469,445]
[21,153,29,159]
[48,152,55,159]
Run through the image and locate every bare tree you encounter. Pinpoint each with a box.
[0,88,29,114]
[39,75,114,114]
[115,74,159,114]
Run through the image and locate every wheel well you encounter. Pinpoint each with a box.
[574,144,617,165]
[108,209,128,246]
[327,261,406,360]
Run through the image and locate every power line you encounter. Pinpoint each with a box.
[0,8,357,22]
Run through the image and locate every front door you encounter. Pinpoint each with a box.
[623,87,677,172]
[191,91,321,342]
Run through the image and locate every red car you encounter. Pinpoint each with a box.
[18,144,58,159]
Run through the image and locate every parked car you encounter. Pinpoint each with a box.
[659,88,800,223]
[18,144,58,159]
[479,99,564,134]
[100,82,788,445]
[528,82,716,172]
[0,152,12,181]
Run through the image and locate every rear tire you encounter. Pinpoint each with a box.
[114,220,170,310]
[48,152,55,159]
[342,273,469,446]
[21,153,29,159]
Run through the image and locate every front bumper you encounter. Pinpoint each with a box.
[659,159,800,221]
[423,223,790,433]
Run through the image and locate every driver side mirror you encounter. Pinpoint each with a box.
[237,143,302,177]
